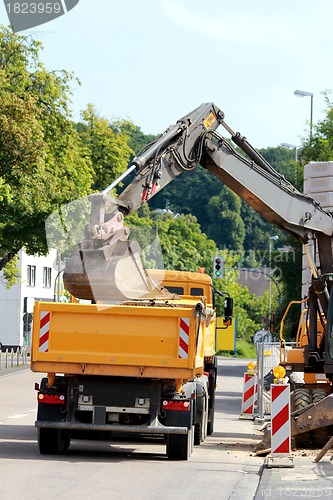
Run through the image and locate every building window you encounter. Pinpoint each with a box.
[27,265,36,287]
[43,267,52,288]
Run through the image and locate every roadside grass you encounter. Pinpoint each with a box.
[217,339,257,358]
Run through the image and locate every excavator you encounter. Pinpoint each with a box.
[63,102,333,445]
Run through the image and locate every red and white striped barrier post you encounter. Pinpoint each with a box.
[267,365,293,467]
[271,383,291,455]
[240,368,257,419]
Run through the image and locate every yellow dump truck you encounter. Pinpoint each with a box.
[31,270,231,460]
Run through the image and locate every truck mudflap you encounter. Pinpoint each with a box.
[35,420,188,435]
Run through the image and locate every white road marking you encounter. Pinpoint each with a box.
[0,409,36,422]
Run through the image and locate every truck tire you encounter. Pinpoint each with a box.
[193,377,208,445]
[312,388,329,448]
[207,408,214,436]
[166,428,193,460]
[206,358,217,436]
[202,391,208,441]
[38,428,71,455]
[194,422,202,446]
[194,390,208,445]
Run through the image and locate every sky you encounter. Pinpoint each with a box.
[1,0,332,149]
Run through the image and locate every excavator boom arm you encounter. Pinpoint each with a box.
[110,103,333,247]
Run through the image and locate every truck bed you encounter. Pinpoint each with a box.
[31,300,206,379]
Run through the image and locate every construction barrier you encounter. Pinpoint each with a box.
[255,341,297,420]
[240,372,257,418]
[271,383,291,455]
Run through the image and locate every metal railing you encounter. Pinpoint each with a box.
[255,341,296,422]
[0,347,30,371]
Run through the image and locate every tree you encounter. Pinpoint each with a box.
[149,166,221,225]
[212,251,268,341]
[300,92,333,163]
[123,123,156,157]
[0,26,93,276]
[126,209,218,273]
[78,104,134,191]
[273,239,302,340]
[206,185,245,250]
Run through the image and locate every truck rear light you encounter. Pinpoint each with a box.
[162,400,191,411]
[38,393,65,405]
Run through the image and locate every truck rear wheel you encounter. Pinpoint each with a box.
[194,422,202,446]
[38,428,71,455]
[166,429,193,460]
[207,408,214,436]
[206,356,217,436]
[194,390,208,445]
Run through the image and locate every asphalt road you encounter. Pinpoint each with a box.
[0,359,265,499]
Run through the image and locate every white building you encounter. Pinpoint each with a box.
[0,249,57,349]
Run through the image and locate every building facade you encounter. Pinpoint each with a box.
[0,249,57,349]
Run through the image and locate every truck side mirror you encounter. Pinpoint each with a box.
[224,297,233,326]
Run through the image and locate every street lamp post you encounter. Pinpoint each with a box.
[268,235,279,317]
[294,89,314,140]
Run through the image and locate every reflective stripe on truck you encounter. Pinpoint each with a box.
[179,318,190,358]
[39,311,50,352]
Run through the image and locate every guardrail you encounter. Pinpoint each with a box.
[0,347,30,371]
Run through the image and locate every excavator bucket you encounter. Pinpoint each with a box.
[63,238,173,302]
[46,194,173,303]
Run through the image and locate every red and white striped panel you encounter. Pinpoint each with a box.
[178,317,190,359]
[271,384,291,455]
[39,311,50,352]
[241,373,257,415]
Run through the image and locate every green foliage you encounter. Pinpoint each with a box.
[126,208,218,272]
[218,339,257,358]
[0,26,93,273]
[78,104,134,191]
[122,123,156,157]
[235,339,257,358]
[212,251,268,341]
[149,167,222,234]
[2,254,20,288]
[300,92,333,163]
[206,185,245,250]
[260,146,298,186]
[241,202,273,256]
[271,237,302,339]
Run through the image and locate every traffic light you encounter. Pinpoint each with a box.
[213,255,224,279]
[23,312,33,331]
